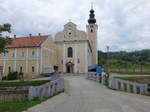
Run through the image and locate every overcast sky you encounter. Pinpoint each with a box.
[0,0,150,52]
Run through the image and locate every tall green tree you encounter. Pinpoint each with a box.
[0,24,12,54]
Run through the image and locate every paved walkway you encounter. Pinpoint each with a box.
[25,76,150,112]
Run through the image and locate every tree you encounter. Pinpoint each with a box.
[0,23,12,54]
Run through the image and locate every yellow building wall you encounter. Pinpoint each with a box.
[76,42,87,73]
[41,36,57,68]
[0,47,41,77]
[55,43,63,72]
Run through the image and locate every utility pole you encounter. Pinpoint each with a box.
[106,46,110,77]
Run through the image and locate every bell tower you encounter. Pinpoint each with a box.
[86,4,98,65]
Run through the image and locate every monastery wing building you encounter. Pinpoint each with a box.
[0,7,98,77]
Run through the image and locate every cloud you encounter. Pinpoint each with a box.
[0,0,150,51]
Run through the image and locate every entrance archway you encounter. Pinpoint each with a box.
[66,62,74,73]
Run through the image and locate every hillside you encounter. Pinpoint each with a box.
[98,49,150,73]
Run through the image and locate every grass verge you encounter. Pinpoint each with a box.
[116,77,138,82]
[116,76,150,84]
[0,99,46,112]
[0,80,50,87]
[112,71,150,75]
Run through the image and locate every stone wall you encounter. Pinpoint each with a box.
[0,78,64,103]
[0,87,28,103]
[109,76,150,95]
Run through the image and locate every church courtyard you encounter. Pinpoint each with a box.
[24,75,150,112]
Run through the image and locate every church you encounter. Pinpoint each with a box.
[0,7,98,77]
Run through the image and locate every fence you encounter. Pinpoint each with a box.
[109,77,150,95]
[86,72,103,83]
[28,78,64,100]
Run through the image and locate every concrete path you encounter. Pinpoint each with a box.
[25,76,150,112]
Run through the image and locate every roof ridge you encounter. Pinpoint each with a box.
[13,35,49,39]
[6,35,49,48]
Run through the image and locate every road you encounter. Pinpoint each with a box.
[25,75,150,112]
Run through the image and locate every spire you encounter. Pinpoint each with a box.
[91,2,93,10]
[88,3,96,24]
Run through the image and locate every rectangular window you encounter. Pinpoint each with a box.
[22,52,25,56]
[77,58,80,64]
[12,52,15,57]
[61,60,63,64]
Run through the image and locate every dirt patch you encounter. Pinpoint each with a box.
[136,77,150,84]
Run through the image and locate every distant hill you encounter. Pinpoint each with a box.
[98,49,150,73]
[98,49,150,62]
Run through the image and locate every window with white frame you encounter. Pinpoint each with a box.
[22,52,25,57]
[32,51,35,56]
[12,52,15,57]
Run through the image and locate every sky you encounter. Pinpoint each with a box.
[0,0,150,52]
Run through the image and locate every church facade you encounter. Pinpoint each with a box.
[0,7,98,77]
[55,7,98,73]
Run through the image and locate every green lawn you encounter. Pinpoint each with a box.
[116,77,138,82]
[0,99,46,112]
[111,71,150,75]
[0,80,50,87]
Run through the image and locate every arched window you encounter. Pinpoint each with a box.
[68,47,73,57]
[32,51,35,56]
[8,66,11,72]
[32,66,35,72]
[20,66,22,72]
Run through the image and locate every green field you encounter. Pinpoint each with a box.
[116,77,138,82]
[116,76,150,84]
[99,59,150,74]
[0,80,50,87]
[0,99,46,112]
[98,50,150,74]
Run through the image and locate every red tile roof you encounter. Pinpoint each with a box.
[6,35,49,48]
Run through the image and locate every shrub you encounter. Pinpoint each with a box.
[147,88,150,92]
[19,72,24,80]
[19,72,23,76]
[7,71,18,80]
[2,76,7,80]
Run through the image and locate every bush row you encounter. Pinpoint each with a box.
[2,71,24,80]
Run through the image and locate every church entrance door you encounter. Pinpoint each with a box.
[66,62,74,73]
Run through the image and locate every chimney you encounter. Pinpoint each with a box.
[14,35,16,38]
[29,34,32,37]
[38,33,41,36]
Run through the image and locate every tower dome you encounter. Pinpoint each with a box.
[88,5,96,24]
